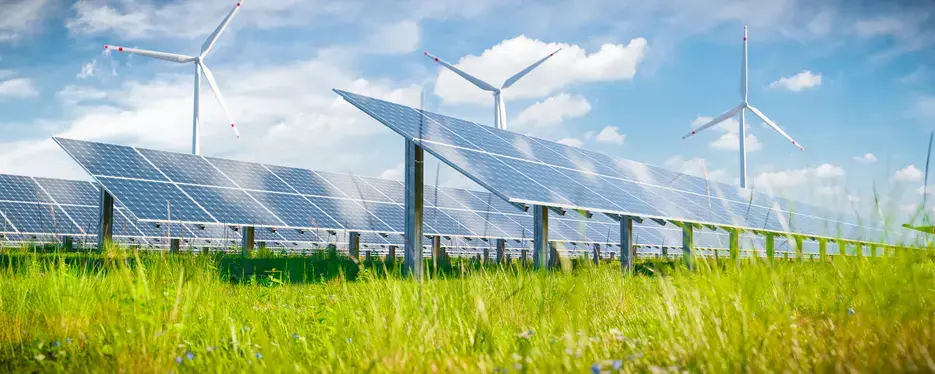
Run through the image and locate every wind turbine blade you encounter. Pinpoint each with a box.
[747,105,804,150]
[424,51,498,92]
[199,63,240,138]
[741,26,748,101]
[682,104,743,139]
[104,45,195,63]
[200,0,245,58]
[502,48,561,89]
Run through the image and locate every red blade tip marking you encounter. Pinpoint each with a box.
[236,3,240,6]
[118,47,123,51]
[104,45,109,49]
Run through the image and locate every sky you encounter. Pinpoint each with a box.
[0,0,934,226]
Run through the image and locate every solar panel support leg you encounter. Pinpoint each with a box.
[855,242,863,259]
[241,226,255,256]
[403,139,424,281]
[818,239,828,262]
[681,224,694,271]
[348,231,360,259]
[593,243,601,265]
[794,236,804,262]
[495,239,506,264]
[97,188,114,253]
[839,241,847,257]
[483,247,489,264]
[765,233,775,262]
[387,245,397,264]
[62,236,73,252]
[521,249,528,264]
[170,238,180,254]
[729,230,740,262]
[620,216,634,272]
[870,244,878,257]
[532,205,549,270]
[549,241,559,269]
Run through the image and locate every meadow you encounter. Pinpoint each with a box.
[0,245,933,373]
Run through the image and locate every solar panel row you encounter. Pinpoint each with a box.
[334,89,893,245]
[51,139,769,252]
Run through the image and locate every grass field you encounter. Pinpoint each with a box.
[0,246,933,373]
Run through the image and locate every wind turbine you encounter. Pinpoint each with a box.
[104,0,245,155]
[682,26,804,188]
[424,48,561,131]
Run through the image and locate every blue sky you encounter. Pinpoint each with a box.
[0,0,933,225]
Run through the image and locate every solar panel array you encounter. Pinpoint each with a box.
[52,138,771,254]
[334,89,894,245]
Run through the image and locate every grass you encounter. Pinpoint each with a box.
[0,245,934,373]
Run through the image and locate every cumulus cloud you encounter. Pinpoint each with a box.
[664,156,726,181]
[0,0,52,42]
[432,35,647,105]
[894,165,923,182]
[365,21,421,55]
[767,70,822,92]
[690,115,761,152]
[752,163,844,190]
[77,59,97,79]
[853,153,877,163]
[594,126,626,145]
[556,137,583,148]
[379,163,404,180]
[512,93,591,128]
[0,78,39,99]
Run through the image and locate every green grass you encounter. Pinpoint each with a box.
[1,246,934,373]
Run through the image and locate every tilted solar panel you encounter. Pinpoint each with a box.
[333,89,891,245]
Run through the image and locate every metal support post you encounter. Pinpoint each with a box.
[403,139,424,280]
[549,241,559,269]
[496,239,506,264]
[765,233,775,262]
[387,245,397,263]
[170,238,181,254]
[593,243,601,265]
[532,205,549,270]
[729,229,740,261]
[794,236,804,262]
[870,245,878,257]
[241,226,255,256]
[681,224,694,271]
[97,188,114,252]
[365,250,372,262]
[62,236,73,252]
[819,238,828,262]
[620,216,635,272]
[483,247,489,264]
[348,231,360,259]
[521,249,528,264]
[856,243,863,258]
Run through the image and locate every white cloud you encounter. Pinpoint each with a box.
[379,163,404,180]
[0,78,38,99]
[817,186,843,195]
[433,35,647,105]
[664,156,726,181]
[556,137,583,148]
[77,59,97,79]
[512,93,591,128]
[853,153,877,163]
[56,86,107,105]
[767,70,822,92]
[854,16,911,38]
[753,163,844,189]
[894,165,923,183]
[366,21,421,55]
[848,195,860,203]
[900,203,919,214]
[594,126,626,145]
[914,95,935,120]
[0,0,52,42]
[691,115,761,152]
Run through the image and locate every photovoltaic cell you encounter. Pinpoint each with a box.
[34,177,98,206]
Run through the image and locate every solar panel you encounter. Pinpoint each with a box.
[334,89,892,245]
[53,139,694,251]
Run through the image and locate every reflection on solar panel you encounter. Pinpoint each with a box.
[334,89,896,245]
[52,138,733,253]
